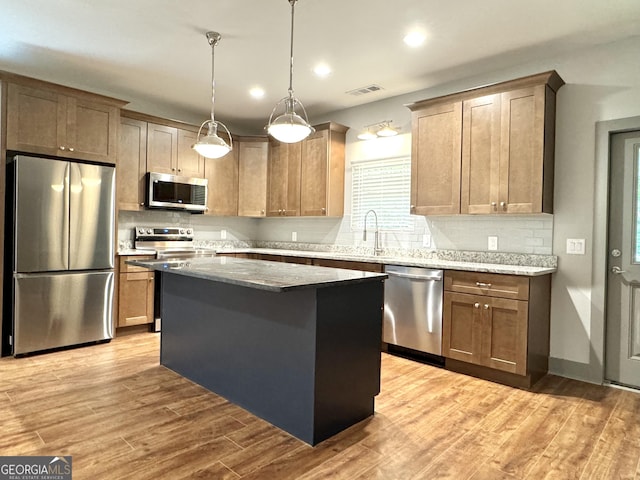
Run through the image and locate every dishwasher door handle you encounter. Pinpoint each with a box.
[386,271,443,282]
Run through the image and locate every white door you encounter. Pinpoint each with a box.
[605,131,640,388]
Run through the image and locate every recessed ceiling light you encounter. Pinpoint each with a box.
[313,63,332,77]
[403,31,426,48]
[249,87,265,99]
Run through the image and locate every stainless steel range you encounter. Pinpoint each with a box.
[134,226,216,331]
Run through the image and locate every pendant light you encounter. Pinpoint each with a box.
[266,0,315,143]
[192,31,232,159]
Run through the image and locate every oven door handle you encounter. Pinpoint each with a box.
[386,271,443,282]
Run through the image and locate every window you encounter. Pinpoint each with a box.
[351,156,413,231]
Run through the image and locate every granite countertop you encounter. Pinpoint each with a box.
[127,256,388,292]
[216,248,557,276]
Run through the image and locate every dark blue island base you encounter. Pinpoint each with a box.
[160,271,384,446]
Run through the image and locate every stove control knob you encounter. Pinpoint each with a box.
[146,228,152,235]
[179,228,185,235]
[186,228,193,235]
[137,228,145,235]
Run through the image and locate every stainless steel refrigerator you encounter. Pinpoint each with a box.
[5,155,115,356]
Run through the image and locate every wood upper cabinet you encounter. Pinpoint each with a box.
[205,142,238,216]
[146,123,204,177]
[238,137,269,217]
[300,122,348,217]
[461,94,501,214]
[408,71,563,216]
[267,140,301,216]
[6,82,122,164]
[443,270,551,387]
[410,101,462,215]
[117,117,147,211]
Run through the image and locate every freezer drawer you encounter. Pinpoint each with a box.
[13,271,114,355]
[383,265,443,355]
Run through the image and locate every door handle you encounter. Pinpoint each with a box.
[611,266,627,274]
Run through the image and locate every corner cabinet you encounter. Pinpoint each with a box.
[407,71,563,215]
[267,122,349,217]
[300,123,348,216]
[6,81,124,164]
[443,270,551,388]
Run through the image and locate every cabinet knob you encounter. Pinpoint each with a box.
[59,146,66,151]
[178,168,182,172]
[172,168,176,172]
[484,304,489,310]
[410,205,415,212]
[261,210,265,215]
[321,207,326,215]
[500,201,506,210]
[69,147,75,152]
[474,303,480,309]
[491,202,497,209]
[140,202,144,206]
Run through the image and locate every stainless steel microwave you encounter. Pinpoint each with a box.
[145,172,208,213]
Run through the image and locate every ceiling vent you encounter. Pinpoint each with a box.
[346,84,384,96]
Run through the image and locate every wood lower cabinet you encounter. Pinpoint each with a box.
[408,71,563,215]
[443,270,551,388]
[312,258,383,273]
[238,137,268,217]
[117,117,147,211]
[117,256,154,327]
[6,81,123,164]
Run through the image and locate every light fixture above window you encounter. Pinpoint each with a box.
[266,0,315,144]
[192,31,232,159]
[357,121,399,140]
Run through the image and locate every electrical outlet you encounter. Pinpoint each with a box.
[488,236,498,251]
[220,229,227,240]
[292,231,297,242]
[422,234,431,248]
[566,238,586,255]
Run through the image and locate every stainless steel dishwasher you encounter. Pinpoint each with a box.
[383,265,444,356]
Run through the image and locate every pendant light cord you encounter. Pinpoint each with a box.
[208,33,220,124]
[288,0,296,98]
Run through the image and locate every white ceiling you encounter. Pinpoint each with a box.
[1,0,639,134]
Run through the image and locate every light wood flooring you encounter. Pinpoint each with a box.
[1,332,639,479]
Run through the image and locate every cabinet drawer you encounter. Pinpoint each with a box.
[444,271,529,300]
[119,255,155,273]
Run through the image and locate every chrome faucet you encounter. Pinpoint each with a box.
[363,209,382,255]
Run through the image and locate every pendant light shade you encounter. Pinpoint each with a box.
[193,31,232,159]
[266,0,314,143]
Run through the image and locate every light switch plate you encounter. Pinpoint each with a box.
[292,231,297,242]
[422,234,431,248]
[566,238,586,255]
[488,236,498,251]
[221,229,227,240]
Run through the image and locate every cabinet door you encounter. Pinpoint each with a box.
[300,129,329,216]
[205,147,238,216]
[66,96,119,163]
[461,94,501,214]
[118,272,154,327]
[117,117,147,211]
[238,140,268,217]
[147,123,178,174]
[481,297,528,375]
[267,141,301,216]
[177,129,205,177]
[499,85,545,213]
[443,292,482,364]
[6,83,66,155]
[410,102,462,215]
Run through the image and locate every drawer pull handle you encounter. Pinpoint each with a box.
[475,282,492,288]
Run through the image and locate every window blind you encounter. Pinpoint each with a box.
[351,156,413,231]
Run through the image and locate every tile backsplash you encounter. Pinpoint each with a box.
[118,210,552,255]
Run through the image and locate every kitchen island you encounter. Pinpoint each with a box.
[128,256,387,445]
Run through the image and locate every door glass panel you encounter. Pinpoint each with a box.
[632,286,640,359]
[635,144,640,263]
